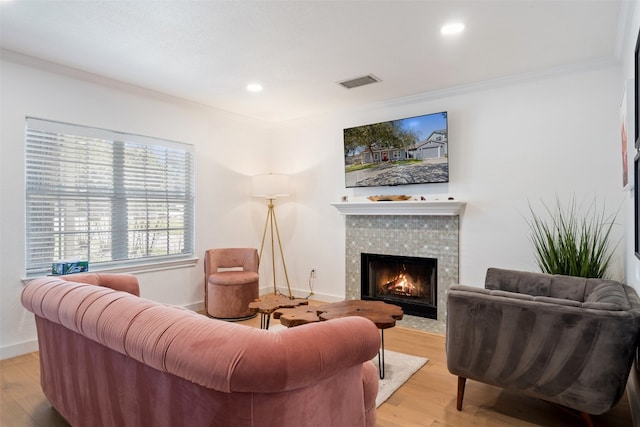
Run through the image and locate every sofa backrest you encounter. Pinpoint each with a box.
[485,267,622,303]
[22,276,380,394]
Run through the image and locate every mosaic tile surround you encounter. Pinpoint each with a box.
[345,215,459,334]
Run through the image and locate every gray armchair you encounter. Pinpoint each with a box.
[446,268,640,424]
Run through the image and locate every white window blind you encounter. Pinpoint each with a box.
[25,117,194,276]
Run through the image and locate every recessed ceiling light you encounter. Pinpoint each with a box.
[246,83,263,93]
[441,22,465,35]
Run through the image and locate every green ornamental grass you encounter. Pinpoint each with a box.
[528,197,618,279]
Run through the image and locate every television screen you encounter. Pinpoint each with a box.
[343,111,448,188]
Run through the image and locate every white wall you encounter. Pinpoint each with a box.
[0,52,272,358]
[274,64,625,300]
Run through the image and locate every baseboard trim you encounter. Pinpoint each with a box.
[184,301,204,312]
[1,339,39,360]
[258,286,343,303]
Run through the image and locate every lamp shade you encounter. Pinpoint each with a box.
[251,174,290,198]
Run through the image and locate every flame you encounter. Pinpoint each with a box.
[383,272,418,296]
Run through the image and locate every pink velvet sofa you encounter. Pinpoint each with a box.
[21,273,380,427]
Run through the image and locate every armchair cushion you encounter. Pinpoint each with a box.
[208,271,258,286]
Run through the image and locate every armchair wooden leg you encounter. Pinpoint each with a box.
[580,412,594,427]
[545,401,595,427]
[456,376,466,411]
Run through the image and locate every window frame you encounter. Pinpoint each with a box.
[24,117,196,277]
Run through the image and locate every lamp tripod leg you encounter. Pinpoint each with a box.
[269,205,277,295]
[258,202,278,295]
[271,208,292,298]
[257,199,292,299]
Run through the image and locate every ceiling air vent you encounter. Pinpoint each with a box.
[338,74,381,89]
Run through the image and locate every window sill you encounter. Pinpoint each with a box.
[22,257,199,285]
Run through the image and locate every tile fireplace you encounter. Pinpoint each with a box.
[334,200,464,334]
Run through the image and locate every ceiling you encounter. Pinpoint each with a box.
[0,1,627,123]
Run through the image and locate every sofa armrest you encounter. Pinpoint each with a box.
[446,285,640,414]
[61,273,140,296]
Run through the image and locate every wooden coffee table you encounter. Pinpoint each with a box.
[272,304,320,327]
[248,293,309,329]
[274,299,403,378]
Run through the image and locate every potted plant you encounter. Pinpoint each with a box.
[527,196,619,279]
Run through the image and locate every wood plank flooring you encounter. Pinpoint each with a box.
[1,311,633,426]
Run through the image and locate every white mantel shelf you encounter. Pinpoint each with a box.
[331,200,466,216]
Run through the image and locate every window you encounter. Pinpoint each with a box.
[25,117,194,276]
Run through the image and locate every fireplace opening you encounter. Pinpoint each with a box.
[361,253,437,319]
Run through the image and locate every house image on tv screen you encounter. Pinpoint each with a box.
[343,111,448,188]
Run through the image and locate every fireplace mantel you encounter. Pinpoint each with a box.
[331,200,465,216]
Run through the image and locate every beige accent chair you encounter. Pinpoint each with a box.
[204,248,259,320]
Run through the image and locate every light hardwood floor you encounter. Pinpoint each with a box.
[1,312,633,427]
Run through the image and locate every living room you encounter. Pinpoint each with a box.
[2,1,640,425]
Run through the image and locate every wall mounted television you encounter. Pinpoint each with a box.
[343,111,448,188]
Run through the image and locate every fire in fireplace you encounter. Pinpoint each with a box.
[361,253,437,319]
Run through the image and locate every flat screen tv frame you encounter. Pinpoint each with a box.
[635,28,640,260]
[635,152,640,260]
[343,111,448,188]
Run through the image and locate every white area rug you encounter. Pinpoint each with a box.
[372,350,428,406]
[267,324,428,407]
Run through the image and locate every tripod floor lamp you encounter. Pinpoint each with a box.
[251,173,293,298]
